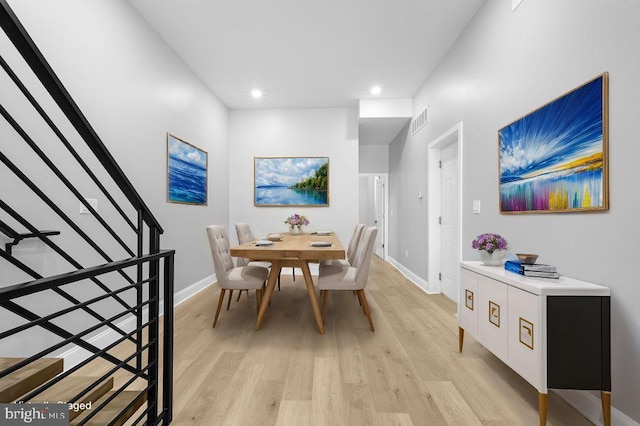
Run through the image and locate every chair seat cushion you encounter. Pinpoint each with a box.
[225,266,269,289]
[318,264,359,290]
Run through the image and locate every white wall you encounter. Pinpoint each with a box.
[359,145,389,173]
[389,0,640,422]
[2,0,229,293]
[229,108,359,245]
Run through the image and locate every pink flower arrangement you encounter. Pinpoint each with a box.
[472,233,508,254]
[284,213,309,227]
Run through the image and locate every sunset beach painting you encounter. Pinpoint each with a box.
[499,73,608,213]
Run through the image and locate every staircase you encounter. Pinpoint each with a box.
[1,0,174,424]
[0,357,146,425]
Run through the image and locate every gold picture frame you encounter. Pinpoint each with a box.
[499,72,609,214]
[465,289,474,311]
[167,133,208,206]
[519,317,534,350]
[254,157,329,207]
[489,301,500,328]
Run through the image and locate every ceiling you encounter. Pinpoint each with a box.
[126,0,484,143]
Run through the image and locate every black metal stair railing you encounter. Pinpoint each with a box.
[0,0,174,424]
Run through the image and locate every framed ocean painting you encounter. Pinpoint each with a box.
[499,73,609,213]
[167,133,208,205]
[254,157,329,206]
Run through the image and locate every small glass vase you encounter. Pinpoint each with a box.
[289,225,302,234]
[480,249,506,266]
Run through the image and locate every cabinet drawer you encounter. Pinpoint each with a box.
[459,268,478,336]
[478,275,508,360]
[508,286,542,390]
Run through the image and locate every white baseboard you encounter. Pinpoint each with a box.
[55,273,216,371]
[554,389,639,426]
[386,256,438,294]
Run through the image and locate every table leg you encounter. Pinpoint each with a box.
[255,259,282,331]
[299,261,325,335]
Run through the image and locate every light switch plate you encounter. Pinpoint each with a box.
[80,198,98,215]
[473,200,481,214]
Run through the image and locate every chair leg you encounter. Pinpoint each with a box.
[227,290,234,310]
[213,289,226,327]
[292,267,296,281]
[358,290,375,332]
[321,290,329,323]
[353,290,361,305]
[236,290,242,302]
[356,291,366,315]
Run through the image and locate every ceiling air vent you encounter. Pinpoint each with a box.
[411,106,428,135]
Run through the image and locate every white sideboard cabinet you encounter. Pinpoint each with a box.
[459,261,611,426]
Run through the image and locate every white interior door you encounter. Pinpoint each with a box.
[440,142,459,302]
[374,176,385,259]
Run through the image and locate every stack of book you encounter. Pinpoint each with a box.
[504,260,559,279]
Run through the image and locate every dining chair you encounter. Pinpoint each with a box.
[207,225,269,327]
[235,223,280,293]
[318,226,378,332]
[321,223,365,267]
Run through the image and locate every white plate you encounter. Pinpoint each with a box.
[311,241,332,247]
[316,230,332,236]
[255,240,274,246]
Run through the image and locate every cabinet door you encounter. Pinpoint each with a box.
[459,268,478,337]
[478,275,508,360]
[508,286,542,391]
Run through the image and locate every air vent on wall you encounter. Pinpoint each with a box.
[411,106,428,135]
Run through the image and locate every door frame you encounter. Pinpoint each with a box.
[427,122,463,298]
[359,172,389,260]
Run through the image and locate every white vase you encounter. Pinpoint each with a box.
[289,225,302,234]
[480,249,506,266]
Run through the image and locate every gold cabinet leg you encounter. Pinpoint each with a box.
[458,327,464,353]
[538,392,548,426]
[601,391,611,426]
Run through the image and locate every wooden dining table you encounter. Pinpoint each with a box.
[230,232,345,335]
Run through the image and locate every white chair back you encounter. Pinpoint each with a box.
[235,223,255,266]
[354,226,378,289]
[206,225,234,288]
[346,224,365,265]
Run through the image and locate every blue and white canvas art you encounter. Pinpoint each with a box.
[499,73,608,213]
[167,134,207,205]
[255,157,329,206]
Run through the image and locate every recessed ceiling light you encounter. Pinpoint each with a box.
[370,86,382,95]
[251,89,263,98]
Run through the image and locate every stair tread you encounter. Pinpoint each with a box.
[70,390,147,426]
[28,376,114,421]
[0,357,63,403]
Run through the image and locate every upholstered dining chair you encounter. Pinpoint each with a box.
[321,223,365,267]
[318,226,378,332]
[207,225,269,327]
[235,223,280,294]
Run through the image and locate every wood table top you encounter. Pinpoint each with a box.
[230,232,345,261]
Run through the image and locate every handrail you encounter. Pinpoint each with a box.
[0,0,162,232]
[1,2,174,422]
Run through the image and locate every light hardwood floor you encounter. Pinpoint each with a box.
[160,256,593,426]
